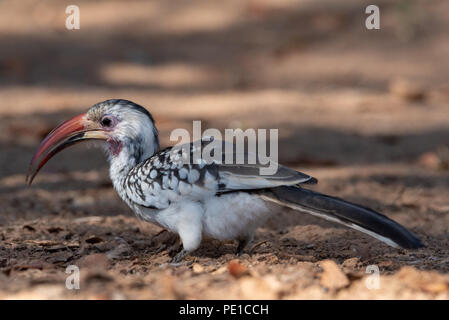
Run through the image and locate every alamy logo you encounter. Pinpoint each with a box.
[365,264,380,289]
[365,5,380,30]
[170,121,279,175]
[65,5,80,30]
[65,265,80,290]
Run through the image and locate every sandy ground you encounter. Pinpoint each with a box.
[0,0,448,299]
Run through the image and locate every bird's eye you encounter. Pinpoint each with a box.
[101,117,113,127]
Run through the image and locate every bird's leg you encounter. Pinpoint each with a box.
[167,238,182,255]
[170,249,188,264]
[236,234,253,255]
[236,240,247,255]
[169,229,200,264]
[154,244,167,254]
[163,202,203,264]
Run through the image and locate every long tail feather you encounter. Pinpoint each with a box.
[259,186,423,249]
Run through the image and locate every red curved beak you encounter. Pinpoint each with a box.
[26,113,108,185]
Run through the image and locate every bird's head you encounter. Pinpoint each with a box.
[27,99,159,184]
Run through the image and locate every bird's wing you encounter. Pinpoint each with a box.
[217,162,315,192]
[123,138,316,208]
[201,138,317,192]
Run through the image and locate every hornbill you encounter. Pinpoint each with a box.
[27,99,423,262]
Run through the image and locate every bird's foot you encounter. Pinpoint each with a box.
[249,240,267,253]
[154,244,167,254]
[170,249,187,265]
[236,238,250,255]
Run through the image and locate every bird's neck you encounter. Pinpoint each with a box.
[108,140,158,190]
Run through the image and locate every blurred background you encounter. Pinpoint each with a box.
[0,0,448,299]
